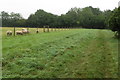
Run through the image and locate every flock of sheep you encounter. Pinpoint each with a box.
[6,28,39,36]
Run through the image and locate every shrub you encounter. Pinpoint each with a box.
[109,7,120,38]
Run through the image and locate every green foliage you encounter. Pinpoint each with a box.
[27,9,57,27]
[1,11,26,27]
[26,6,112,29]
[1,6,113,29]
[109,7,120,38]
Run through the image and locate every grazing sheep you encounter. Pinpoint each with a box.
[22,28,29,34]
[22,30,29,34]
[16,31,23,35]
[36,30,39,33]
[6,30,12,36]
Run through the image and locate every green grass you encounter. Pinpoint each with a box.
[2,28,118,78]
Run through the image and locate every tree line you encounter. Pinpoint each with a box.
[1,6,113,29]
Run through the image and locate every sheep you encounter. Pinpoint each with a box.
[16,28,30,35]
[36,30,39,33]
[6,30,12,36]
[22,30,29,34]
[16,31,23,35]
[22,28,29,34]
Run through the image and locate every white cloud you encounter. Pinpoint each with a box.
[0,0,119,19]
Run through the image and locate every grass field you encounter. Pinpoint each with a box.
[2,27,118,78]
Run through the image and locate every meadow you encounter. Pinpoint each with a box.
[2,27,118,78]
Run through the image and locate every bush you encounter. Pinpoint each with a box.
[109,7,120,38]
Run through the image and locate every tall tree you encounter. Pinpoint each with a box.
[27,9,57,28]
[1,11,26,27]
[109,7,120,38]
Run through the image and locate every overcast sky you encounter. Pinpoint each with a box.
[0,0,120,19]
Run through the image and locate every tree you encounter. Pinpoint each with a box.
[27,9,57,28]
[1,11,10,27]
[103,10,113,28]
[66,7,80,27]
[109,7,120,38]
[1,11,26,27]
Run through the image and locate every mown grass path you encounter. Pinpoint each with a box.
[2,29,118,78]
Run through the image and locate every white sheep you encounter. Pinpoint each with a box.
[16,30,23,35]
[22,28,29,34]
[6,30,12,36]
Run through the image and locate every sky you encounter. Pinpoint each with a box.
[0,0,120,19]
